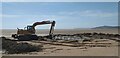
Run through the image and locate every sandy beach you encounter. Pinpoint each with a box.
[1,29,119,56]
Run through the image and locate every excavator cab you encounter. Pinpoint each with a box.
[26,26,33,30]
[16,25,35,35]
[24,25,33,30]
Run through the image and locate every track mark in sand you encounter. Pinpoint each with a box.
[50,48,63,53]
[66,49,71,50]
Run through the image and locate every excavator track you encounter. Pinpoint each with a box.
[12,34,38,41]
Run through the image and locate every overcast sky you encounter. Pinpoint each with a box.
[1,2,118,29]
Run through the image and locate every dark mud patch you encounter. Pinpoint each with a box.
[1,37,43,54]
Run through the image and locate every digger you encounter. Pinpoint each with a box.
[12,20,56,41]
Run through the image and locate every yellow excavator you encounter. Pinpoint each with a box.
[12,20,56,41]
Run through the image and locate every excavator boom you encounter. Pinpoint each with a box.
[32,21,55,27]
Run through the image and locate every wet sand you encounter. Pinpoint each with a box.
[0,29,119,37]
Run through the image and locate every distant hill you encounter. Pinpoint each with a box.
[92,26,119,29]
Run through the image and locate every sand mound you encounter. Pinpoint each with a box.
[1,37,43,54]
